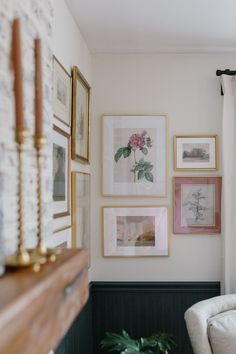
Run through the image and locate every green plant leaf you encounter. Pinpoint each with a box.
[145,172,154,182]
[138,170,145,180]
[134,163,144,171]
[123,147,132,158]
[141,147,148,155]
[144,165,154,172]
[114,147,124,162]
[100,330,176,354]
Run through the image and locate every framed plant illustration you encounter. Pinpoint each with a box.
[173,177,222,234]
[71,172,90,262]
[71,66,90,162]
[174,135,218,170]
[102,115,167,196]
[52,56,71,127]
[103,206,169,257]
[53,125,71,218]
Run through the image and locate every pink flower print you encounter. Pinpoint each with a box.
[128,134,145,149]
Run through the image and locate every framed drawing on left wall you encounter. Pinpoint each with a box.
[71,66,90,162]
[53,125,71,219]
[52,56,71,127]
[71,172,91,263]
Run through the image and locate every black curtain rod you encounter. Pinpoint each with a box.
[216,69,236,76]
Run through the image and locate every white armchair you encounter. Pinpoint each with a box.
[184,294,236,354]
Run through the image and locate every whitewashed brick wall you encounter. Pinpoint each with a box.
[0,0,53,258]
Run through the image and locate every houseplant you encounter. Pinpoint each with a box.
[100,329,176,354]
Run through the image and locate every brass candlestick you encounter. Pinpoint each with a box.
[29,136,57,262]
[5,128,40,270]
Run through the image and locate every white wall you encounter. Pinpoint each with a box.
[52,0,92,237]
[90,53,236,281]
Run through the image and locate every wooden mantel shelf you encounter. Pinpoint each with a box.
[0,249,89,354]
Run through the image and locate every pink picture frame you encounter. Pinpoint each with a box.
[173,177,222,234]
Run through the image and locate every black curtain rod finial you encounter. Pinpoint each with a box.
[216,69,236,76]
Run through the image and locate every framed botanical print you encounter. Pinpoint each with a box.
[53,125,71,218]
[71,66,90,162]
[173,177,222,234]
[52,56,71,127]
[103,206,169,257]
[102,115,167,196]
[71,172,90,261]
[174,135,218,170]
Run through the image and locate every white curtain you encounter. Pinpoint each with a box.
[221,74,236,294]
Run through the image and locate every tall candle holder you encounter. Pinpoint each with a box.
[28,136,57,262]
[5,128,41,269]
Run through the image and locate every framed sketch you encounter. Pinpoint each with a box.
[174,135,218,170]
[52,56,71,127]
[102,115,167,196]
[71,172,90,262]
[173,177,222,234]
[103,206,169,257]
[71,66,90,162]
[53,125,71,218]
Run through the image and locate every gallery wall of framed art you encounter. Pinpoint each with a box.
[52,54,91,254]
[100,110,222,260]
[51,50,223,275]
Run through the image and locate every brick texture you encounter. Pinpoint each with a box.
[0,0,53,260]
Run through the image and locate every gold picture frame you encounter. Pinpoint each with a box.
[174,135,218,171]
[53,125,71,219]
[173,176,222,234]
[103,206,169,257]
[71,172,91,263]
[52,56,71,127]
[71,66,90,162]
[102,114,168,197]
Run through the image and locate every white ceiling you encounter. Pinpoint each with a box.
[66,0,236,53]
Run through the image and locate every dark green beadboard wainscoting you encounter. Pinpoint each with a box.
[55,295,93,354]
[55,281,220,354]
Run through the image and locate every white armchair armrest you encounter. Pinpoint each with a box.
[184,294,236,354]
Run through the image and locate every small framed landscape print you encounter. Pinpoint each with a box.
[53,125,71,218]
[174,135,218,170]
[102,115,167,196]
[72,172,90,262]
[52,56,71,127]
[173,177,222,234]
[71,66,90,162]
[103,206,169,257]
